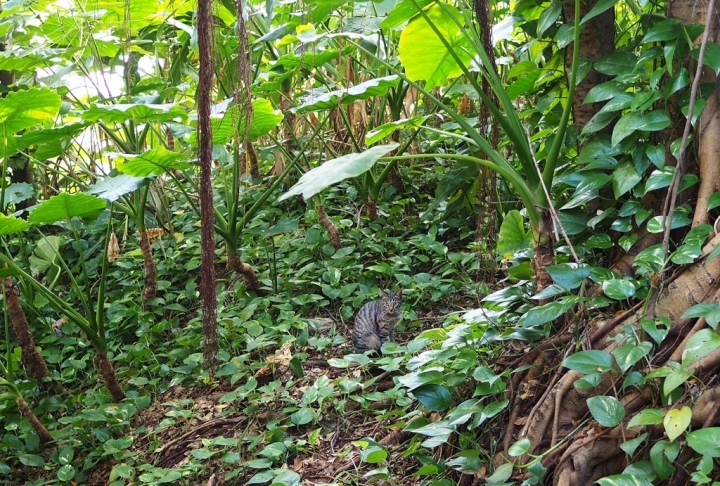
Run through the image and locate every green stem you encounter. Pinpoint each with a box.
[541,0,581,207]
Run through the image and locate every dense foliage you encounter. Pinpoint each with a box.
[1,0,720,484]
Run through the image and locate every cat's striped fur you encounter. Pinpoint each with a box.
[353,289,403,353]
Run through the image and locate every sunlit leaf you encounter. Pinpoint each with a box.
[279,144,398,201]
[29,193,106,224]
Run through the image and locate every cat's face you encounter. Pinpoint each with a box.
[381,289,402,315]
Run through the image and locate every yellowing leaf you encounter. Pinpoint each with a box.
[664,406,691,442]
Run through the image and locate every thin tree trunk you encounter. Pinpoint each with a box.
[244,141,260,179]
[227,251,260,290]
[198,0,218,371]
[532,210,555,291]
[317,205,341,250]
[16,396,53,443]
[667,0,720,227]
[3,278,64,395]
[562,0,615,131]
[138,229,157,309]
[94,351,125,402]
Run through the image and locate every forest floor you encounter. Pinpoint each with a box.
[78,312,467,486]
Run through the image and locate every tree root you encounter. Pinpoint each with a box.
[494,234,720,483]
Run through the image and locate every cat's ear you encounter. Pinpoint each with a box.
[394,288,403,298]
[383,289,392,297]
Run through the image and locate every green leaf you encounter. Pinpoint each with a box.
[682,303,720,330]
[496,210,532,259]
[620,433,648,456]
[708,191,720,210]
[641,19,683,43]
[381,0,435,29]
[115,147,192,177]
[581,111,617,135]
[628,409,664,428]
[612,162,641,198]
[644,167,674,193]
[602,279,635,300]
[646,144,665,168]
[29,193,106,224]
[597,474,653,486]
[413,384,452,411]
[663,366,693,397]
[687,428,720,457]
[682,329,720,366]
[293,76,403,113]
[612,111,670,146]
[580,0,620,24]
[650,440,677,480]
[508,438,531,457]
[279,144,398,201]
[87,174,146,201]
[272,469,301,485]
[524,300,575,327]
[211,98,283,142]
[587,395,625,427]
[646,213,692,233]
[290,407,316,425]
[82,102,188,124]
[694,42,720,75]
[18,454,45,467]
[398,370,444,390]
[366,116,427,145]
[4,182,34,206]
[398,4,474,89]
[0,87,62,135]
[641,318,670,345]
[663,406,691,442]
[537,0,561,37]
[360,445,388,464]
[612,342,652,372]
[562,350,613,374]
[0,213,29,235]
[594,50,637,76]
[546,263,592,290]
[584,81,625,103]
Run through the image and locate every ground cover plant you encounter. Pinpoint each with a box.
[2,0,720,484]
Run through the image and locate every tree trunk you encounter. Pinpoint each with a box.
[138,229,157,309]
[562,0,615,131]
[317,205,341,250]
[3,278,65,395]
[16,395,53,444]
[94,351,125,402]
[531,209,554,291]
[668,0,720,227]
[365,197,379,221]
[244,141,261,179]
[227,251,260,290]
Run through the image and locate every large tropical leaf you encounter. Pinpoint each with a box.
[114,148,193,177]
[28,193,106,225]
[279,144,398,201]
[87,174,147,201]
[398,4,474,89]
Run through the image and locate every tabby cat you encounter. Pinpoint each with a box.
[353,289,403,353]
